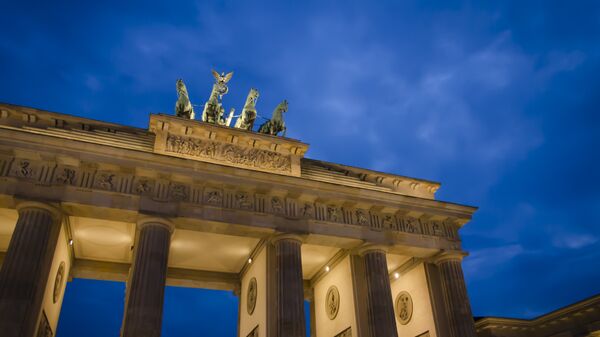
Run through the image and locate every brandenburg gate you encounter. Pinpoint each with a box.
[0,73,478,337]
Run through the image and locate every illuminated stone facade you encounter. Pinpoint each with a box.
[0,103,478,337]
[475,293,600,337]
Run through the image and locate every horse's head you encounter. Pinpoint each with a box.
[246,88,260,105]
[176,79,188,96]
[277,100,288,114]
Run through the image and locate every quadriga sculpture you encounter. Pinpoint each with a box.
[175,79,195,119]
[234,88,259,130]
[202,70,234,125]
[258,100,287,136]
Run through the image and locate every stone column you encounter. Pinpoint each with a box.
[361,248,398,337]
[270,235,306,337]
[0,201,61,337]
[434,252,477,337]
[121,217,174,337]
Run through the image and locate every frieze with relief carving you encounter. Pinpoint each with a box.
[94,172,116,191]
[300,203,314,218]
[11,159,36,179]
[355,209,369,226]
[326,205,341,222]
[134,178,154,194]
[204,188,223,206]
[54,167,76,185]
[165,135,292,173]
[235,191,254,210]
[4,157,461,242]
[169,183,189,201]
[271,197,284,214]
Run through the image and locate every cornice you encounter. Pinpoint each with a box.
[0,127,477,220]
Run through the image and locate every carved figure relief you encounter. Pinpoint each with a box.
[327,205,340,222]
[325,286,340,320]
[165,135,292,173]
[55,167,76,185]
[355,209,369,226]
[134,178,154,194]
[205,189,223,205]
[13,159,34,178]
[395,291,413,325]
[381,214,394,229]
[300,203,314,218]
[431,221,444,236]
[247,277,257,315]
[271,197,284,214]
[235,192,253,210]
[403,217,420,234]
[169,183,188,201]
[53,262,66,303]
[94,172,115,190]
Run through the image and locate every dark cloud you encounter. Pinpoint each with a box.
[2,0,599,334]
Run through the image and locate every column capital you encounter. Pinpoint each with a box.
[270,233,305,244]
[431,250,468,265]
[137,216,175,234]
[15,200,62,222]
[354,244,389,256]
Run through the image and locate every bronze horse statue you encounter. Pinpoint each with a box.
[234,88,259,130]
[258,100,287,136]
[175,79,195,119]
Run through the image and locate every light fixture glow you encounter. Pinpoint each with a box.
[68,239,73,246]
[394,272,400,279]
[325,265,330,272]
[248,258,253,264]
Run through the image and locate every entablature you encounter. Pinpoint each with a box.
[0,103,477,252]
[0,103,442,199]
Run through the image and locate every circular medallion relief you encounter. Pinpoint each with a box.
[395,291,413,325]
[53,262,66,303]
[247,277,257,315]
[325,286,340,320]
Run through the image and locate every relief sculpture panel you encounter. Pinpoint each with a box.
[165,135,292,173]
[2,155,460,242]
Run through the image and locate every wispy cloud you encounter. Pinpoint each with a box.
[464,244,525,281]
[553,233,598,249]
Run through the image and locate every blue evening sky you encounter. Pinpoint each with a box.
[1,1,599,336]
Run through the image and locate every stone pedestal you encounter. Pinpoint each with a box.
[121,218,173,337]
[435,252,477,337]
[0,202,61,337]
[362,249,398,337]
[270,235,306,337]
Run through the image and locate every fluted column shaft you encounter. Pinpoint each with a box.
[121,219,173,337]
[363,250,398,337]
[436,255,476,337]
[0,203,61,337]
[273,237,306,337]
